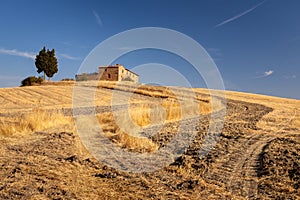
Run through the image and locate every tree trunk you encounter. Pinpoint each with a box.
[43,72,46,81]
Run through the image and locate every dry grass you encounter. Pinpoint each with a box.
[97,112,159,153]
[95,98,212,152]
[221,90,300,133]
[41,80,75,86]
[129,104,152,127]
[86,81,217,153]
[0,84,115,113]
[128,101,183,127]
[0,81,217,152]
[97,81,204,100]
[107,132,159,153]
[0,109,72,136]
[192,88,300,134]
[0,80,218,114]
[0,82,299,199]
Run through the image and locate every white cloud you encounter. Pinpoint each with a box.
[215,0,266,28]
[0,48,35,59]
[92,10,103,27]
[59,53,80,60]
[264,70,274,77]
[254,69,274,79]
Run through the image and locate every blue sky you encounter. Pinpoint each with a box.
[0,0,299,99]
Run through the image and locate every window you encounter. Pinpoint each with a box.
[108,74,111,79]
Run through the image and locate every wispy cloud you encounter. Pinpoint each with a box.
[59,53,80,60]
[215,0,266,28]
[0,48,80,61]
[92,10,103,27]
[283,74,296,79]
[0,48,35,59]
[254,70,274,79]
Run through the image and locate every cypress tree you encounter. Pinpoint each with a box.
[35,46,58,81]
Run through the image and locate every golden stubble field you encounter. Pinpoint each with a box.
[0,81,299,199]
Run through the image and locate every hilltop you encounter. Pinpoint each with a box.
[0,82,299,199]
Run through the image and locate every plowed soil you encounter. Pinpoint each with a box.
[0,84,299,199]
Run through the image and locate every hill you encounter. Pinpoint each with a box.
[0,82,299,199]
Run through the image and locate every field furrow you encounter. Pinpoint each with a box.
[0,82,299,199]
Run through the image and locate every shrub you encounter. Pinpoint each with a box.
[61,78,74,81]
[21,76,43,86]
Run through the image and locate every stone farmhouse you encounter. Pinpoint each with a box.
[75,64,139,83]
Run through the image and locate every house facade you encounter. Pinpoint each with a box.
[75,64,139,83]
[98,64,139,83]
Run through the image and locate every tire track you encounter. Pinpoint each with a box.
[227,134,276,198]
[203,134,275,197]
[186,99,276,198]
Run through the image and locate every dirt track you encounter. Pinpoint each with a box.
[0,87,299,199]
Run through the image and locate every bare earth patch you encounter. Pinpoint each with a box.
[0,83,299,199]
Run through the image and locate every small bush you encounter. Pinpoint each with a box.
[21,76,43,86]
[61,78,74,81]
